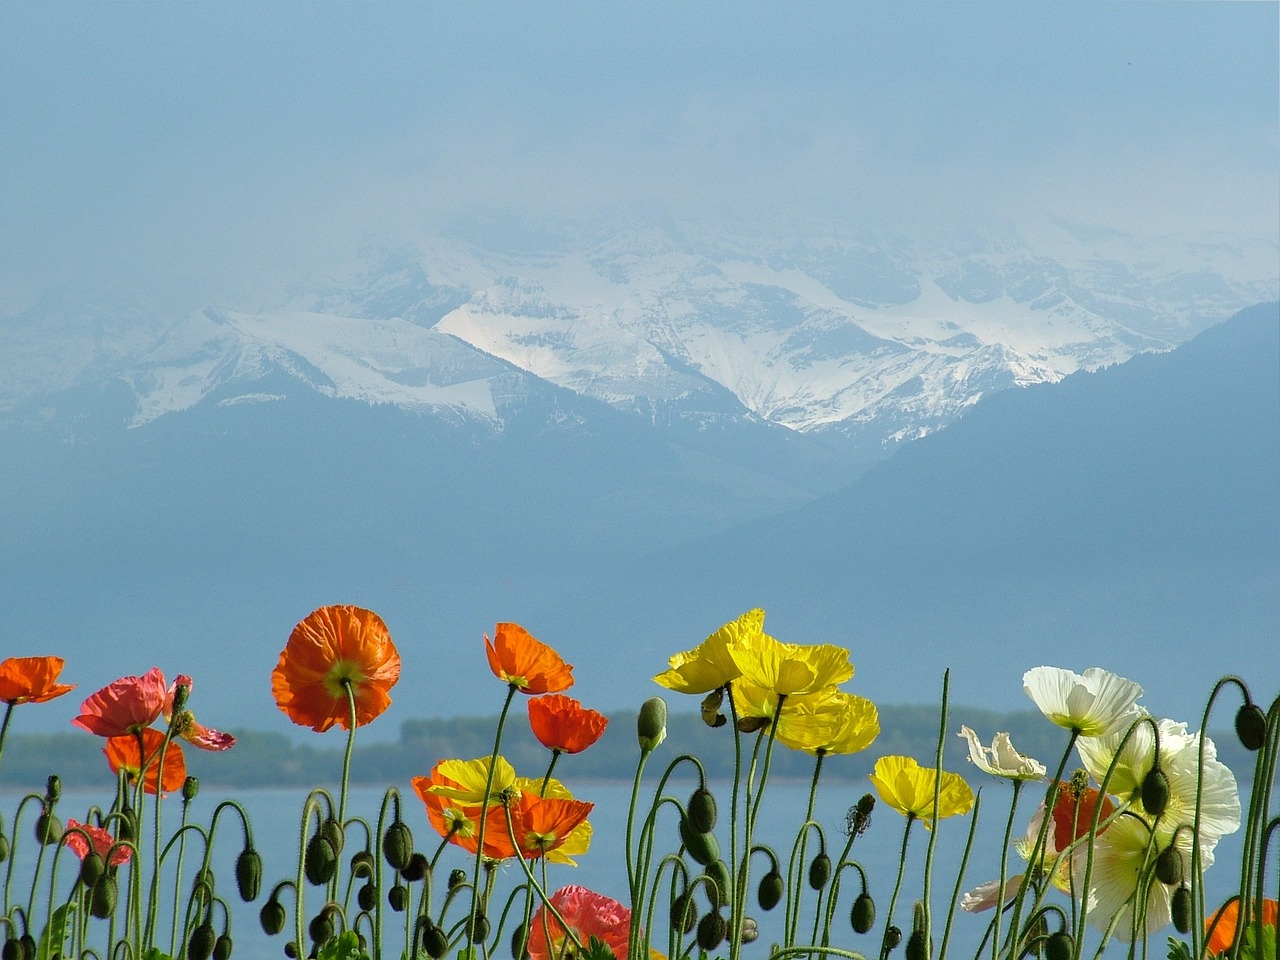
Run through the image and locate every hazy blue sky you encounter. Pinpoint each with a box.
[1,1,1276,312]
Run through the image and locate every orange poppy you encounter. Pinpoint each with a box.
[0,656,76,706]
[1206,897,1279,956]
[271,605,401,732]
[528,695,608,754]
[1050,780,1114,852]
[105,728,187,795]
[507,793,594,859]
[484,623,573,694]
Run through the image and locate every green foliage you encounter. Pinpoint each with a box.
[581,937,618,960]
[36,903,74,960]
[1166,937,1192,960]
[317,930,370,960]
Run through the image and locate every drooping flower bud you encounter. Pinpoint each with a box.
[357,881,376,912]
[1172,885,1193,934]
[421,922,449,959]
[696,912,727,951]
[1045,931,1073,960]
[350,849,375,877]
[757,870,784,911]
[400,852,428,883]
[90,874,118,919]
[308,910,334,946]
[0,831,9,864]
[510,921,528,960]
[383,821,413,870]
[212,934,234,960]
[284,941,299,959]
[188,922,217,960]
[79,851,106,888]
[34,812,62,846]
[671,891,698,934]
[1,938,19,960]
[1141,766,1170,819]
[19,936,36,960]
[704,859,731,909]
[638,697,669,750]
[235,847,263,902]
[388,883,409,912]
[182,776,200,802]
[678,816,719,866]
[688,787,717,833]
[808,852,832,890]
[1235,703,1268,751]
[304,834,337,886]
[447,868,467,890]
[851,892,876,934]
[884,926,903,952]
[740,917,759,944]
[260,896,287,935]
[321,817,344,857]
[466,914,490,944]
[1155,845,1183,886]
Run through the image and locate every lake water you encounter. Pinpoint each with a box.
[2,778,1261,959]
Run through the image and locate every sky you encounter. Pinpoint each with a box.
[1,1,1277,315]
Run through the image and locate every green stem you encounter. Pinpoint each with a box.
[989,781,1022,960]
[468,683,519,949]
[880,815,916,960]
[0,702,14,782]
[339,679,359,824]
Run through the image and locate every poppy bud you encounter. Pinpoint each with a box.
[1141,766,1170,819]
[0,831,9,863]
[304,835,337,886]
[388,884,409,912]
[182,776,200,802]
[466,915,490,943]
[1045,931,1073,960]
[1,939,18,960]
[117,805,137,844]
[1155,845,1183,886]
[45,776,61,802]
[90,875,118,919]
[688,787,717,833]
[696,912,726,951]
[400,851,428,883]
[171,681,190,714]
[905,929,928,960]
[638,697,668,750]
[678,817,719,866]
[192,866,215,905]
[757,870,784,911]
[447,867,467,890]
[321,818,344,857]
[189,922,217,960]
[383,821,413,871]
[308,911,334,946]
[671,891,697,935]
[1172,885,1193,934]
[851,893,876,934]
[34,812,62,845]
[357,881,376,912]
[260,897,287,936]
[704,859,731,910]
[808,852,832,890]
[740,917,759,944]
[79,851,106,887]
[284,941,299,959]
[421,922,449,959]
[1236,703,1268,751]
[350,850,375,877]
[884,926,903,952]
[737,716,769,734]
[236,847,263,902]
[19,938,36,960]
[510,921,528,960]
[213,934,234,960]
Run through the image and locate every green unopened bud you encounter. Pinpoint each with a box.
[284,941,299,959]
[510,921,528,960]
[688,787,717,833]
[447,867,467,890]
[1172,885,1193,934]
[638,697,668,750]
[0,831,9,863]
[696,912,726,951]
[45,775,61,802]
[357,881,376,912]
[308,911,334,946]
[851,893,876,934]
[884,926,903,952]
[678,817,719,866]
[116,805,137,844]
[90,875,118,919]
[321,817,344,856]
[304,834,337,886]
[34,812,62,845]
[212,934,234,960]
[671,891,698,934]
[400,851,428,882]
[18,938,35,960]
[466,915,490,943]
[1155,845,1183,885]
[1141,766,1170,818]
[383,821,413,870]
[1045,931,1073,960]
[170,681,190,714]
[236,847,263,901]
[1236,703,1268,751]
[704,859,731,910]
[350,849,375,877]
[421,922,449,959]
[740,917,759,944]
[388,884,409,912]
[905,929,929,960]
[808,852,832,890]
[757,870,784,911]
[182,776,200,802]
[79,851,106,887]
[1,938,19,960]
[188,922,217,960]
[260,897,287,936]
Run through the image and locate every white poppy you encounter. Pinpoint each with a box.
[960,873,1026,912]
[1022,666,1144,737]
[1076,716,1192,801]
[958,726,1047,781]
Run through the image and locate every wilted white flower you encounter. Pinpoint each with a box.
[960,874,1025,912]
[1023,666,1143,737]
[958,726,1047,781]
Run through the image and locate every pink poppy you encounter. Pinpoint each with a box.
[72,668,168,737]
[527,886,632,960]
[165,675,235,751]
[63,818,132,866]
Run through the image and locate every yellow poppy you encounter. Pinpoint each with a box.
[869,755,974,828]
[729,630,853,697]
[652,609,761,694]
[776,690,880,756]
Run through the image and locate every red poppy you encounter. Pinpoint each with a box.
[105,728,187,795]
[63,818,132,866]
[527,886,632,960]
[271,605,401,732]
[0,656,76,706]
[528,695,608,754]
[1206,897,1279,956]
[73,668,168,738]
[1050,780,1114,852]
[484,623,573,695]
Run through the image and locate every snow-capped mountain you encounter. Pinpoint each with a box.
[3,215,1275,460]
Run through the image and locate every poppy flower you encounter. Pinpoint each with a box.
[652,609,758,695]
[528,695,608,754]
[869,755,974,829]
[105,728,187,795]
[1206,898,1278,956]
[1023,666,1143,737]
[1048,779,1115,853]
[0,656,76,706]
[272,605,401,732]
[766,689,879,756]
[527,885,633,960]
[958,727,1046,781]
[484,622,573,694]
[507,793,594,860]
[73,668,168,738]
[164,675,235,751]
[63,818,132,866]
[729,630,853,698]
